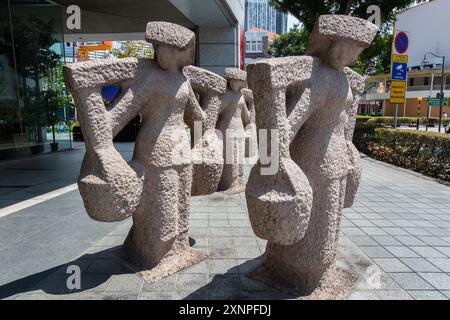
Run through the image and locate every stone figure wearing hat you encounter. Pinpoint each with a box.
[246,15,378,294]
[64,22,207,282]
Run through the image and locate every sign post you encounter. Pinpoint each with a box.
[417,97,422,130]
[390,29,409,128]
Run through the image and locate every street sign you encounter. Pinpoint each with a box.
[392,54,408,63]
[390,81,406,103]
[392,62,408,81]
[395,31,409,54]
[427,97,448,107]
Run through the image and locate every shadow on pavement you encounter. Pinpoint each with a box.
[0,246,132,299]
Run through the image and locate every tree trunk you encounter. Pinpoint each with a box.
[52,123,56,144]
[33,69,44,143]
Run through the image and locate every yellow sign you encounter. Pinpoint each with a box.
[390,80,406,103]
[392,54,409,63]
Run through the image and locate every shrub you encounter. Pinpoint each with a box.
[357,116,449,127]
[367,129,450,182]
[353,123,380,154]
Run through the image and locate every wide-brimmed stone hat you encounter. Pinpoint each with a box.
[145,21,195,50]
[224,68,247,82]
[306,15,379,56]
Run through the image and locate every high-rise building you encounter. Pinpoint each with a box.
[245,0,288,34]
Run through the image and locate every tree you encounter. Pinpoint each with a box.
[269,0,415,34]
[353,33,392,75]
[0,15,61,143]
[268,25,309,57]
[268,0,416,75]
[105,41,154,59]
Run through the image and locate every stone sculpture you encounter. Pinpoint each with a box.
[183,66,227,196]
[63,21,208,283]
[216,68,253,194]
[242,88,258,158]
[246,15,378,294]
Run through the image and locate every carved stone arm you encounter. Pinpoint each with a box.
[63,59,144,222]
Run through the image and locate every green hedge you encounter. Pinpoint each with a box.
[354,125,450,182]
[356,116,450,127]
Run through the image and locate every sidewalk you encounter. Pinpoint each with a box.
[0,144,449,300]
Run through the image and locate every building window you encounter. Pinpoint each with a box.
[424,77,429,86]
[256,40,262,52]
[409,78,415,87]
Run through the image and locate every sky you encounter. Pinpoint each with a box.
[287,14,301,30]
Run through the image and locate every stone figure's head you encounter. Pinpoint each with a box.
[146,21,195,71]
[224,68,247,91]
[306,15,379,70]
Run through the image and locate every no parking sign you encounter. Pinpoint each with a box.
[394,31,409,54]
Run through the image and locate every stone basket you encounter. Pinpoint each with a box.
[245,157,313,245]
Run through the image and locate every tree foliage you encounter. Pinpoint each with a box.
[268,25,308,57]
[106,41,154,59]
[268,0,416,75]
[269,0,416,33]
[0,15,60,91]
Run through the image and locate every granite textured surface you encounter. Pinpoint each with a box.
[245,15,379,294]
[64,22,207,283]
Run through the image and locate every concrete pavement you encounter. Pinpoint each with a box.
[0,144,449,300]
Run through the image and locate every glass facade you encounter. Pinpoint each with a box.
[0,0,72,160]
[245,0,288,34]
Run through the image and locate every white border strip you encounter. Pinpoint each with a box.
[0,183,78,218]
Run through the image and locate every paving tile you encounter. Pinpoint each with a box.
[394,236,426,246]
[104,274,143,293]
[410,246,446,258]
[208,247,236,259]
[141,276,176,292]
[399,258,441,272]
[342,227,365,236]
[179,260,209,274]
[419,273,450,290]
[424,228,450,237]
[208,259,239,274]
[372,258,411,273]
[371,220,396,228]
[208,219,230,228]
[234,246,262,259]
[345,290,379,300]
[385,246,419,258]
[435,247,450,257]
[407,290,448,300]
[360,227,388,236]
[138,291,174,300]
[347,235,378,246]
[402,228,433,236]
[375,290,413,300]
[85,259,126,275]
[359,246,393,258]
[388,272,434,290]
[383,228,410,236]
[102,292,139,300]
[417,236,450,246]
[391,220,416,228]
[175,274,208,291]
[427,258,450,272]
[372,235,403,246]
[351,220,376,227]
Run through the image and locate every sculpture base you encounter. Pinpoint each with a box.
[119,247,207,285]
[249,262,357,300]
[223,183,246,195]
